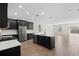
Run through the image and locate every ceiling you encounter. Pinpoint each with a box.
[8,3,79,24]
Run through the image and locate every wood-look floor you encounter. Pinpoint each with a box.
[21,34,79,56]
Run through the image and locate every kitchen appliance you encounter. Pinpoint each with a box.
[18,26,27,42]
[0,35,16,41]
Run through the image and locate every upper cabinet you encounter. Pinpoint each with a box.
[8,19,18,29]
[17,20,33,30]
[18,20,27,26]
[0,3,8,28]
[27,22,33,30]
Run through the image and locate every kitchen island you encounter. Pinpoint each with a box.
[33,34,55,50]
[0,39,21,56]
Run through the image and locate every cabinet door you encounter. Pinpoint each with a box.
[18,20,27,26]
[8,19,17,29]
[18,20,33,29]
[0,3,7,28]
[37,36,51,49]
[27,33,33,40]
[27,22,29,29]
[27,22,33,30]
[44,37,51,48]
[18,20,23,26]
[30,22,33,29]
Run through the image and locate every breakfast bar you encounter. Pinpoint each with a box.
[33,34,55,50]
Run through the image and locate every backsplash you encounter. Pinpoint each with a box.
[27,30,34,33]
[0,29,34,35]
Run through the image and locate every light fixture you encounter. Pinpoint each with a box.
[41,12,45,15]
[18,5,22,8]
[26,11,30,15]
[14,12,18,15]
[31,17,34,19]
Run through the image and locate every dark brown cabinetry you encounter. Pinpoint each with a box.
[17,20,33,30]
[27,22,33,29]
[27,33,33,40]
[33,35,55,50]
[8,19,18,29]
[0,46,20,56]
[18,20,27,26]
[0,3,8,28]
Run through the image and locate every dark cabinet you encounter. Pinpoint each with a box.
[0,3,8,28]
[27,22,33,30]
[0,46,20,56]
[8,19,18,29]
[37,35,51,49]
[18,20,27,26]
[33,35,55,50]
[17,20,33,30]
[27,33,33,40]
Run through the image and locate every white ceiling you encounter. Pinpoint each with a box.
[8,3,79,24]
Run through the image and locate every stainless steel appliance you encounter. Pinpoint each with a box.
[18,26,27,42]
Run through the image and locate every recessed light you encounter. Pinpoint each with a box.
[41,12,45,15]
[32,17,34,19]
[18,5,22,8]
[14,12,18,15]
[26,12,30,15]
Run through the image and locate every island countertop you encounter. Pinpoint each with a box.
[0,39,21,51]
[34,33,55,37]
[33,33,55,50]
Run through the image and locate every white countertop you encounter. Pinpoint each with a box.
[0,36,13,39]
[1,30,17,35]
[27,30,34,33]
[34,33,54,37]
[0,39,21,51]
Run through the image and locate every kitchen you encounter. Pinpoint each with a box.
[0,3,55,56]
[2,3,79,56]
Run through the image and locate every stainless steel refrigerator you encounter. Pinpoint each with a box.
[18,26,27,42]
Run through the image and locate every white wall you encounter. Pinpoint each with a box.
[34,22,55,36]
[45,24,54,36]
[54,24,69,40]
[54,22,79,40]
[54,24,69,35]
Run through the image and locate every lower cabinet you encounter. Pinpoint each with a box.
[0,46,21,56]
[33,35,55,50]
[27,33,33,40]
